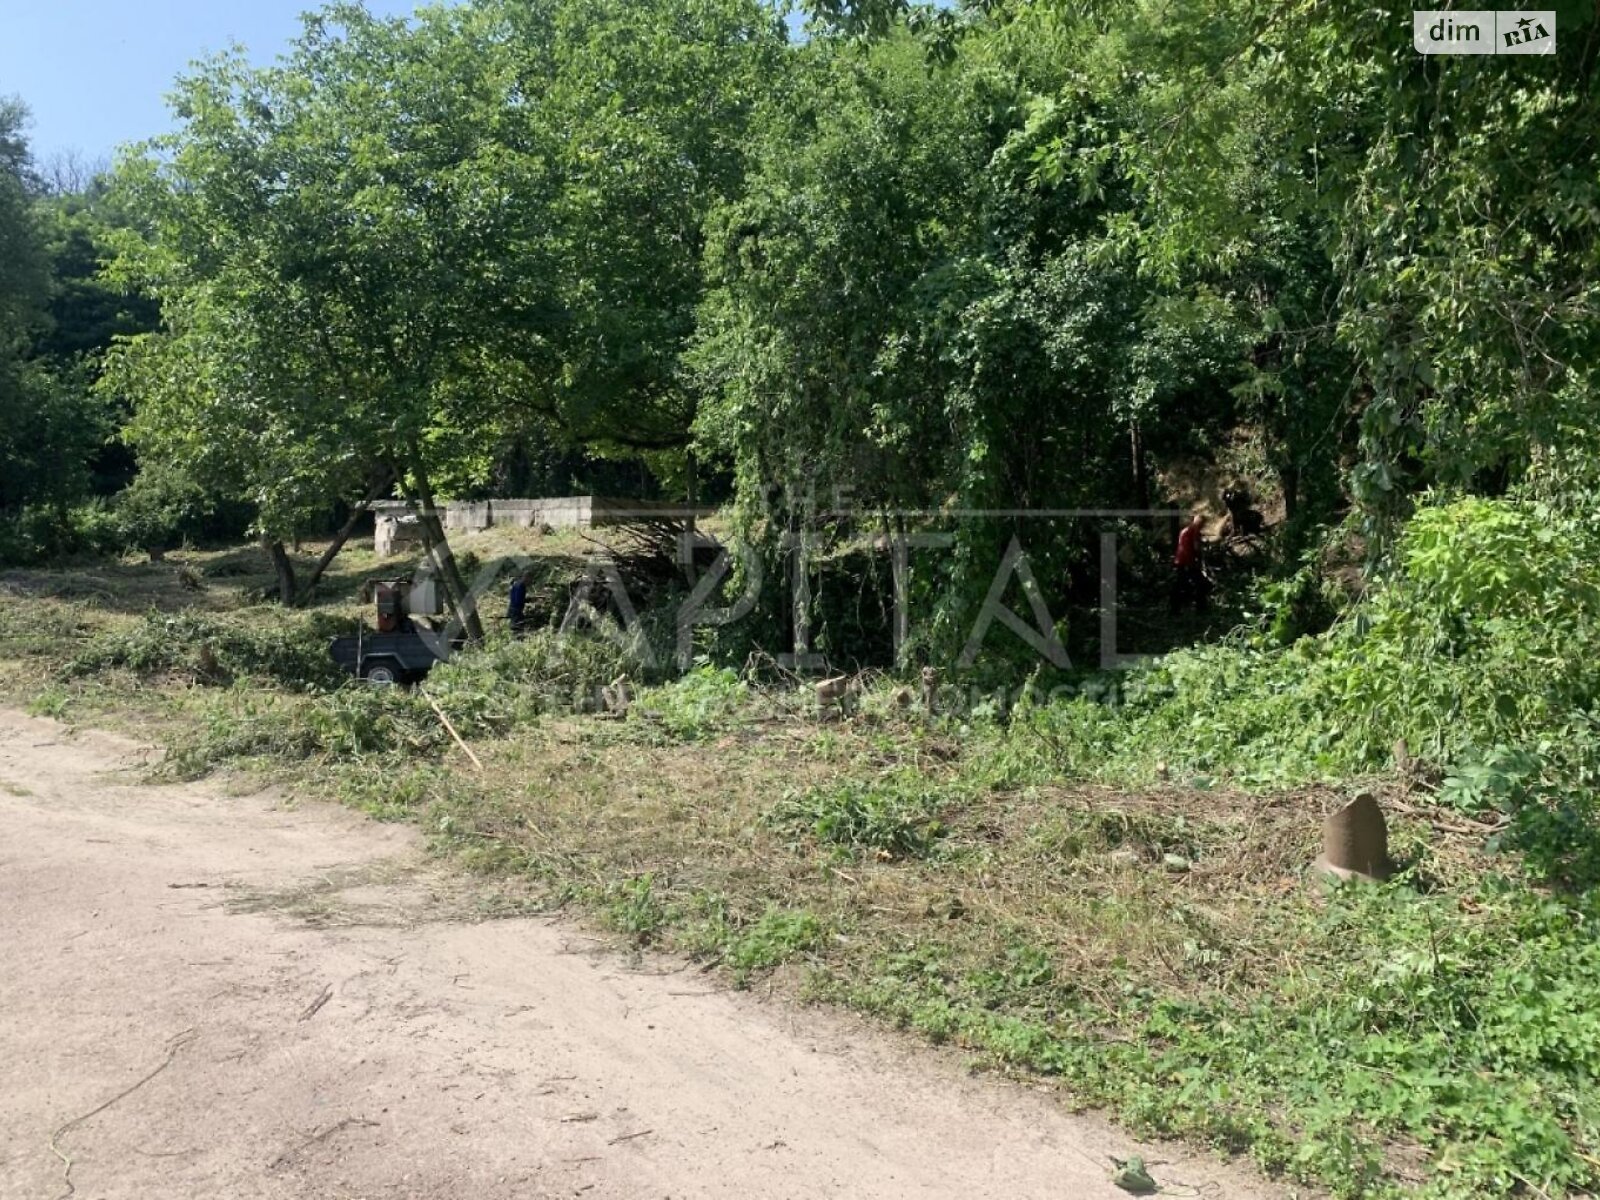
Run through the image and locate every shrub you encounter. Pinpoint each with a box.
[108,461,216,560]
[631,665,748,740]
[0,503,115,565]
[1002,495,1600,789]
[66,610,347,691]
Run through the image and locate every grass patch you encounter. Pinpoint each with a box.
[768,772,950,861]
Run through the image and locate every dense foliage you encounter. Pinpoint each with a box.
[6,4,1600,1194]
[5,0,1593,627]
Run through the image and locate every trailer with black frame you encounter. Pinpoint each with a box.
[328,579,451,685]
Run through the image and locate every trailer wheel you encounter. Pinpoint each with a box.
[360,659,402,686]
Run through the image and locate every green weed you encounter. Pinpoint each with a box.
[768,772,950,860]
[26,687,70,720]
[726,906,824,978]
[603,874,670,943]
[631,665,748,740]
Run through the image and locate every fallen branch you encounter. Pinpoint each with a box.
[420,689,484,772]
[267,1116,379,1170]
[607,1128,655,1145]
[1387,798,1509,837]
[299,983,333,1022]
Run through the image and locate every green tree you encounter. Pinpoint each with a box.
[1070,0,1600,542]
[109,0,782,620]
[108,4,550,627]
[691,20,1260,662]
[0,98,115,537]
[474,0,785,500]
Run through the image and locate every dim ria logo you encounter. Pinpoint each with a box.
[1414,10,1554,54]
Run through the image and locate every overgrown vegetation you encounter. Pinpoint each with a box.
[66,610,347,690]
[6,516,1600,1197]
[6,0,1600,1195]
[974,495,1600,890]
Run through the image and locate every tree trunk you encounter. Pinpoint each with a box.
[403,454,485,644]
[682,448,699,583]
[1281,462,1300,526]
[296,474,392,605]
[1130,420,1150,510]
[262,538,298,606]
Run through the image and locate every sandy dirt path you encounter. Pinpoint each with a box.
[0,709,1279,1200]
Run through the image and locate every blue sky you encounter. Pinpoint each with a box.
[1,1,445,162]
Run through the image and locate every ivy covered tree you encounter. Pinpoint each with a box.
[690,20,1259,659]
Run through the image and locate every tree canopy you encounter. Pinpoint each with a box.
[0,99,122,526]
[2,0,1594,653]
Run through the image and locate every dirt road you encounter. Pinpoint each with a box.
[0,709,1277,1200]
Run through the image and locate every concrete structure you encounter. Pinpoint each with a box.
[373,504,426,559]
[445,501,493,533]
[372,497,710,557]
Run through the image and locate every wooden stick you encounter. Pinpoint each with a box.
[607,1129,654,1145]
[421,689,484,772]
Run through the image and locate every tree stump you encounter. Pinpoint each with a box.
[1315,792,1394,883]
[815,676,849,717]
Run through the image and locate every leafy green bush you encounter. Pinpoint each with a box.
[0,503,118,565]
[1253,554,1345,646]
[1443,743,1600,889]
[108,460,216,560]
[1002,495,1600,789]
[631,665,748,740]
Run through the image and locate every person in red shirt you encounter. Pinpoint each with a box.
[1171,512,1209,613]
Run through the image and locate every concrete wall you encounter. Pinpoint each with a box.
[444,501,492,532]
[372,497,708,551]
[374,513,425,558]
